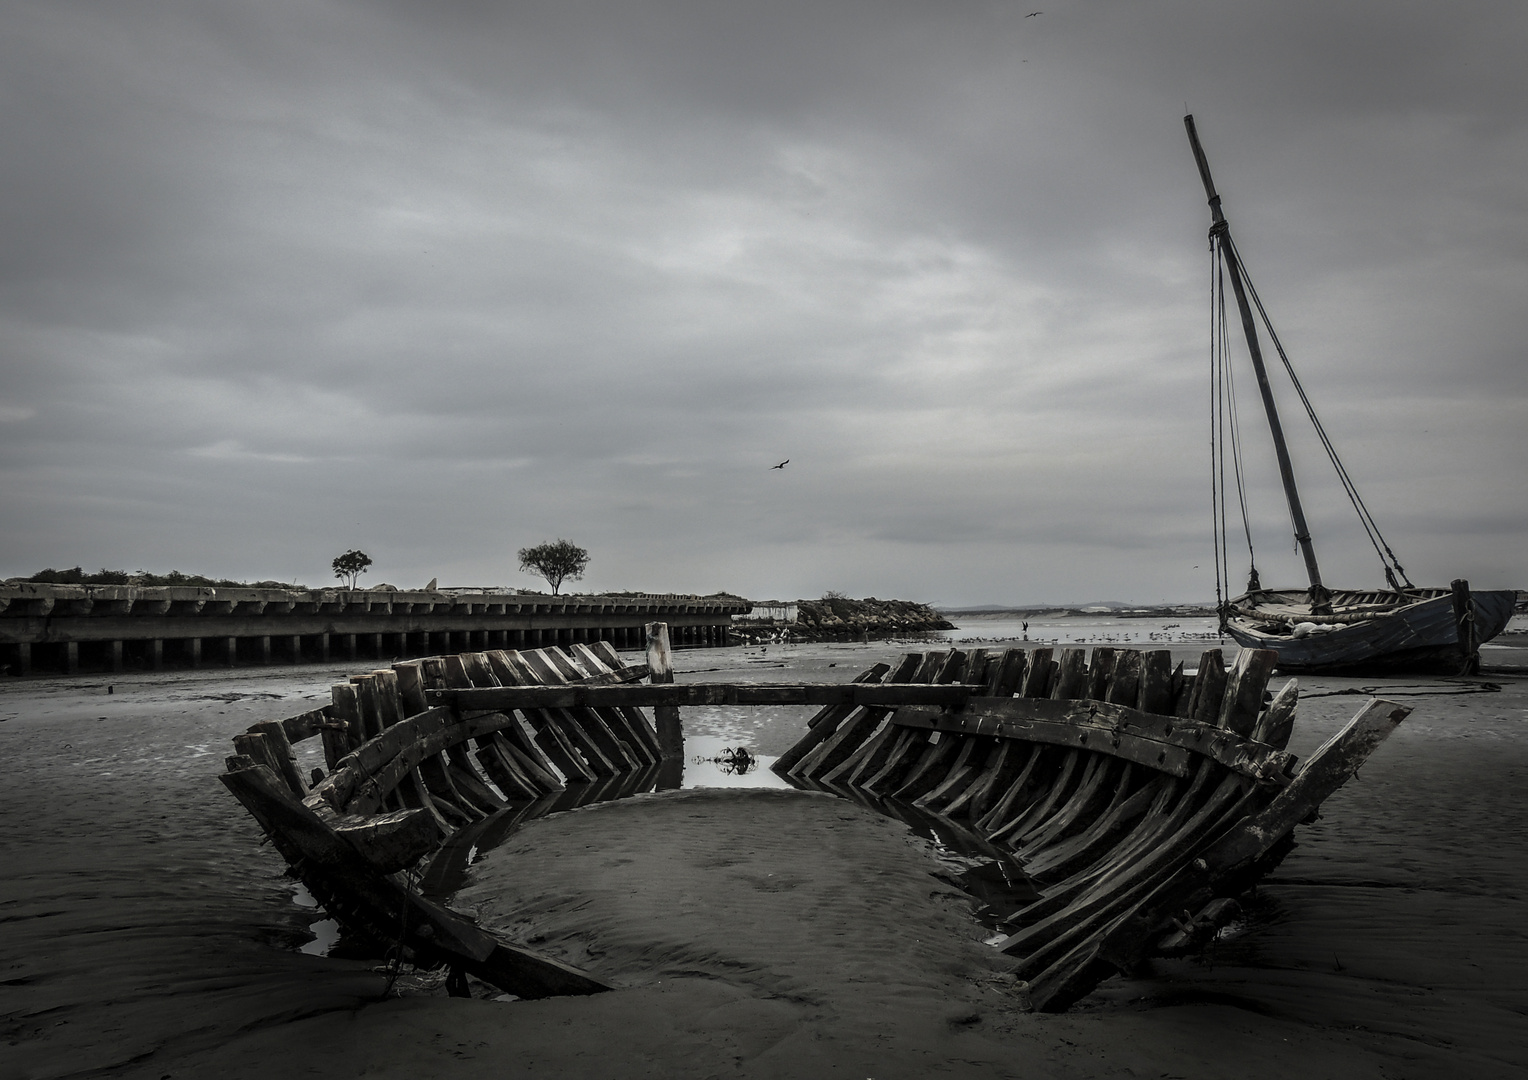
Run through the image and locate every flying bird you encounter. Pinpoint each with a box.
[1026,11,1042,16]
[770,460,789,470]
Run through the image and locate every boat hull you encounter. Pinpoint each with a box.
[1224,588,1516,673]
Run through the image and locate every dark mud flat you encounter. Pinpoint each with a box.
[2,643,1526,1078]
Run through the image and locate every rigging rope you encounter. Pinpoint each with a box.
[1209,235,1259,617]
[1209,243,1227,624]
[1218,253,1258,579]
[1210,230,1411,592]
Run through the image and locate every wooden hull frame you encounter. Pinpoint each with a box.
[222,640,1407,1012]
[771,644,1409,1010]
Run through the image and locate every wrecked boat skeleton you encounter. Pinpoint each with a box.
[223,634,1406,1012]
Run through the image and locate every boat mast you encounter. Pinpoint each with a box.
[1184,115,1330,614]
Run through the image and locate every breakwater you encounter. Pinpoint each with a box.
[730,596,953,644]
[0,583,750,676]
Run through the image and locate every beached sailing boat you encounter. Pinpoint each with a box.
[1184,115,1515,673]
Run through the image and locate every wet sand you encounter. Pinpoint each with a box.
[3,639,1527,1078]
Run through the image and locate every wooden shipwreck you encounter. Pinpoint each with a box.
[222,635,1407,1012]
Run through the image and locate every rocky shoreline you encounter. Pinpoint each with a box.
[729,596,953,645]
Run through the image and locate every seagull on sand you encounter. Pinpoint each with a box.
[770,459,789,470]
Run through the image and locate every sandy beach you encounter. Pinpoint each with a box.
[3,636,1527,1079]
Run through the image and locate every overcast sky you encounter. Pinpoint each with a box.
[2,1,1524,605]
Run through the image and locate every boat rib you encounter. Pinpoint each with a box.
[222,641,1407,1011]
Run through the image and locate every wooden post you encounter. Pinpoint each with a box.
[1451,579,1477,673]
[647,622,681,759]
[109,640,124,672]
[319,633,330,662]
[149,639,162,670]
[344,633,357,660]
[15,643,31,677]
[225,636,237,666]
[288,634,302,663]
[259,636,271,664]
[65,641,79,675]
[188,637,201,668]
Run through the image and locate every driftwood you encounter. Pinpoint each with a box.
[223,639,1405,1011]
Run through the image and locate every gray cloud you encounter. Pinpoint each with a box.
[2,0,1524,604]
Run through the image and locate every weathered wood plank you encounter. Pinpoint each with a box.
[330,683,364,753]
[393,660,429,715]
[934,649,969,685]
[964,649,992,691]
[1250,678,1298,750]
[1104,650,1141,706]
[786,658,917,778]
[1014,755,1122,853]
[1020,769,1160,883]
[858,728,930,794]
[986,649,1028,698]
[998,770,1251,963]
[809,659,900,729]
[221,763,611,999]
[451,652,557,799]
[912,735,994,811]
[279,708,336,746]
[1188,649,1226,724]
[1084,648,1116,703]
[1021,648,1054,697]
[972,744,1053,836]
[889,734,967,802]
[248,719,307,796]
[480,652,572,784]
[1017,774,1182,898]
[492,650,613,779]
[813,653,944,784]
[1216,648,1279,737]
[569,643,665,762]
[1136,650,1174,715]
[1050,648,1089,701]
[231,732,290,790]
[565,644,661,766]
[988,749,1084,845]
[432,681,991,712]
[342,711,529,814]
[518,650,643,772]
[819,718,903,787]
[647,622,681,760]
[940,739,1031,822]
[1167,661,1190,717]
[331,808,443,873]
[891,699,1293,783]
[1207,697,1410,869]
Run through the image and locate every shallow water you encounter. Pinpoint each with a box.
[940,613,1223,647]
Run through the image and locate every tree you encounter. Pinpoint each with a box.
[332,549,373,589]
[517,539,589,595]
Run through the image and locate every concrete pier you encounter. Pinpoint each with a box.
[0,584,750,676]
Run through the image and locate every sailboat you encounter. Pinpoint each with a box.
[1184,116,1516,673]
